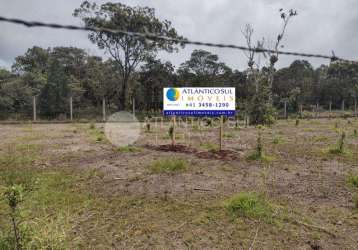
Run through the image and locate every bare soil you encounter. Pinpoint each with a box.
[0,118,357,249]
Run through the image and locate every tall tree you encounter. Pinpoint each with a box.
[74,1,185,110]
[178,49,231,87]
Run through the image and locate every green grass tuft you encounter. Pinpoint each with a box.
[225,192,272,219]
[149,158,188,174]
[347,175,358,188]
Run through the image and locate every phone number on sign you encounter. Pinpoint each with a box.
[186,102,230,108]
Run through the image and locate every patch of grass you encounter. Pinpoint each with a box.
[200,142,219,151]
[224,133,235,138]
[224,192,273,220]
[86,125,107,143]
[247,152,275,163]
[313,136,329,142]
[0,169,88,249]
[149,158,188,174]
[347,175,358,188]
[0,154,37,168]
[272,135,284,144]
[116,145,141,153]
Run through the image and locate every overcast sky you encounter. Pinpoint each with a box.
[0,0,357,71]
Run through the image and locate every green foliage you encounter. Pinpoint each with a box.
[329,131,346,155]
[272,135,284,145]
[74,1,184,110]
[149,158,188,173]
[347,175,358,188]
[225,192,272,219]
[249,75,277,125]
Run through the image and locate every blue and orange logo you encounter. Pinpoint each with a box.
[166,88,180,101]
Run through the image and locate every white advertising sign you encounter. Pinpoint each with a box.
[163,87,236,117]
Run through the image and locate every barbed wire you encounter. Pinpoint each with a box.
[0,15,357,64]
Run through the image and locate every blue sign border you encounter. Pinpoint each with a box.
[163,110,235,117]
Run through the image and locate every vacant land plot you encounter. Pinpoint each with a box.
[0,118,357,249]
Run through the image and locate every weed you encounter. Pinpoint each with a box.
[272,135,284,145]
[89,123,95,130]
[224,133,235,138]
[149,158,188,173]
[247,128,274,162]
[200,143,219,151]
[3,184,24,249]
[224,192,272,220]
[295,119,300,126]
[328,131,346,155]
[347,175,358,188]
[354,129,357,137]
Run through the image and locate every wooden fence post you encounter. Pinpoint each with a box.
[172,116,176,146]
[102,97,106,122]
[284,100,287,119]
[33,96,37,122]
[69,96,73,121]
[342,100,345,112]
[132,97,135,120]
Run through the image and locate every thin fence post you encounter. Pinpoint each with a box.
[102,97,106,122]
[219,115,224,151]
[33,96,36,122]
[70,96,73,121]
[342,100,345,112]
[315,101,319,118]
[355,98,357,116]
[299,104,303,118]
[284,100,287,119]
[132,97,135,120]
[329,101,332,118]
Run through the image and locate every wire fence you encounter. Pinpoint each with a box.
[0,15,357,64]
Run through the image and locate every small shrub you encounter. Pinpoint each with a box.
[247,127,271,161]
[3,185,25,249]
[225,192,272,219]
[149,158,188,173]
[354,129,357,137]
[329,131,346,155]
[295,119,300,126]
[347,175,358,188]
[272,135,284,145]
[89,123,95,130]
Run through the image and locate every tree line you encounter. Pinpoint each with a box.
[0,1,357,122]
